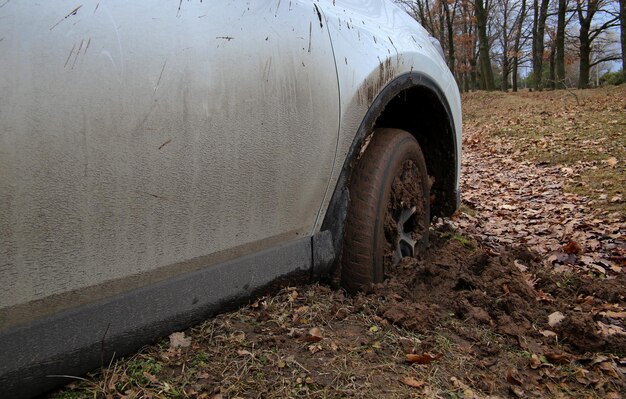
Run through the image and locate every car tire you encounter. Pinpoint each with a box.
[341,128,430,292]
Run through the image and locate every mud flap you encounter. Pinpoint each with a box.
[312,229,335,279]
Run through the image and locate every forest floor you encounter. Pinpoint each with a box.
[51,85,626,398]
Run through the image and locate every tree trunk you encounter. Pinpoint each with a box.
[502,51,510,91]
[501,0,510,91]
[555,0,567,88]
[442,0,457,78]
[512,57,519,91]
[475,0,496,90]
[532,0,550,91]
[548,39,556,89]
[619,0,626,74]
[512,0,527,92]
[470,57,479,90]
[577,0,596,89]
[579,26,592,88]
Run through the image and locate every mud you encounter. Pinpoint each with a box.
[384,159,427,267]
[376,233,626,356]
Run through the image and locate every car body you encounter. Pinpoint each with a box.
[0,0,461,397]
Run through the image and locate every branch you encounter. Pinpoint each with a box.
[589,18,620,41]
[590,55,621,67]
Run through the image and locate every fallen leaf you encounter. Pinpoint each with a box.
[536,290,555,303]
[169,332,191,349]
[401,376,425,388]
[548,311,565,327]
[562,240,581,254]
[540,330,557,338]
[405,353,442,364]
[450,377,475,398]
[530,354,542,369]
[602,311,626,319]
[509,385,525,398]
[305,327,324,342]
[595,361,620,378]
[606,157,618,167]
[574,368,596,385]
[505,368,522,385]
[597,321,626,336]
[502,283,510,297]
[308,344,322,354]
[544,352,571,365]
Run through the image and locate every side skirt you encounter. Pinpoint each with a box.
[0,237,313,398]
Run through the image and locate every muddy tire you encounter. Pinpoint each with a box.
[341,128,430,292]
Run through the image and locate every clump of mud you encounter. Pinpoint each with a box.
[375,231,626,356]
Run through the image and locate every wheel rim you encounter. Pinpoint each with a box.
[393,206,418,265]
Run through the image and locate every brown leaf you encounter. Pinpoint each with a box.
[602,311,626,319]
[405,353,442,364]
[562,240,581,254]
[574,368,597,386]
[530,354,542,369]
[509,385,525,398]
[544,352,571,365]
[168,332,191,349]
[540,330,557,338]
[536,290,555,303]
[595,361,620,378]
[548,311,565,327]
[305,327,323,342]
[307,344,322,354]
[505,368,522,385]
[401,376,425,388]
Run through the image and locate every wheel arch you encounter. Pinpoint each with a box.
[318,72,459,278]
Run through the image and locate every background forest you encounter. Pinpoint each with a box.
[396,0,626,90]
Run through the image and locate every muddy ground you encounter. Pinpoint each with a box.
[53,232,625,398]
[52,87,625,398]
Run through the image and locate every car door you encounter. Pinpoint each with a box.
[0,0,339,325]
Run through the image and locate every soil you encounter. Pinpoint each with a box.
[378,232,626,357]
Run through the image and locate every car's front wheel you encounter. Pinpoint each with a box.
[341,128,430,292]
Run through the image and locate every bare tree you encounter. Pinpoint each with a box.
[512,0,528,91]
[494,0,529,91]
[554,0,570,87]
[475,0,496,89]
[442,0,460,76]
[577,0,620,88]
[458,0,480,91]
[531,0,550,90]
[398,0,457,77]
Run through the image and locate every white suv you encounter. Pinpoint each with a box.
[0,1,461,396]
